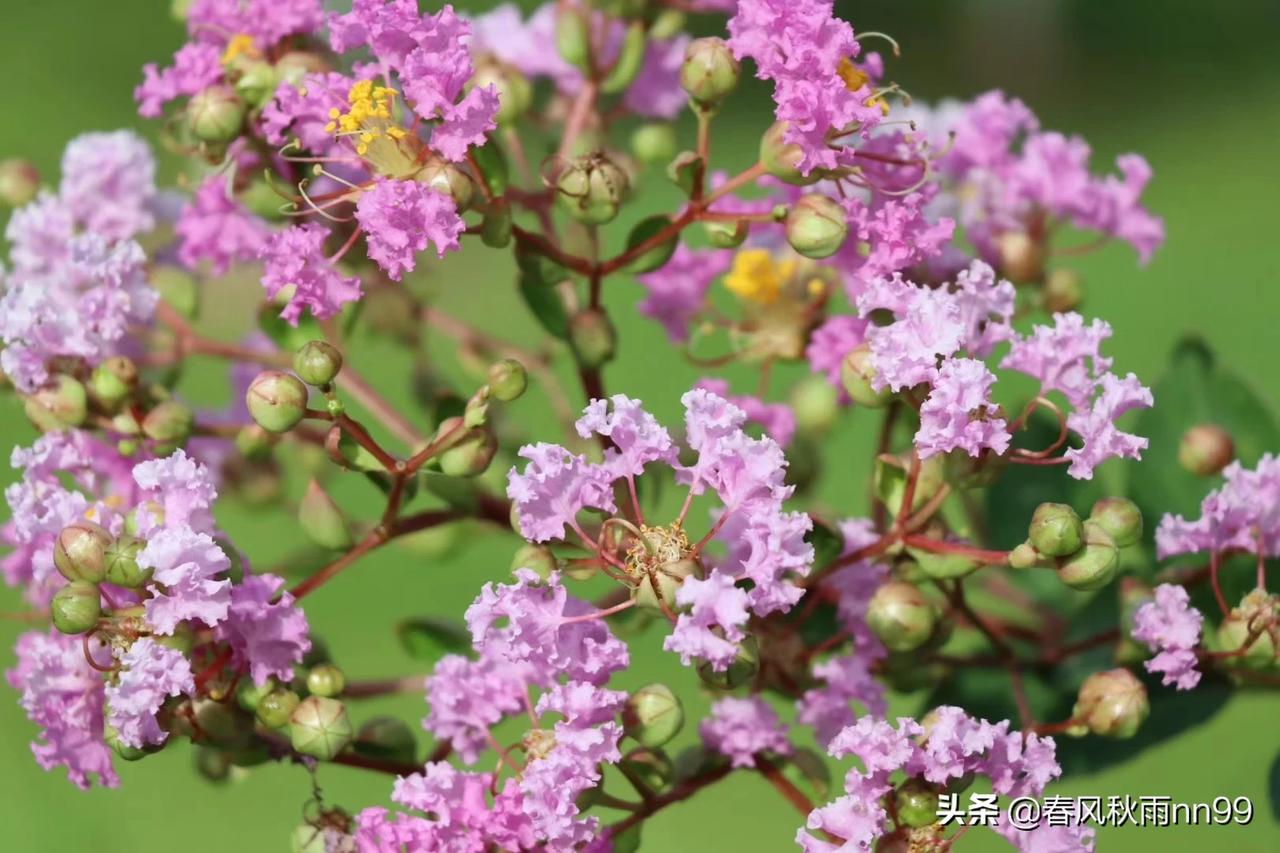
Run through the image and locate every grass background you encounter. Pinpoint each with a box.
[1,0,1278,850]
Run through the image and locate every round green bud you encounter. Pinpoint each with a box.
[105,723,151,762]
[257,687,301,729]
[142,400,194,444]
[1056,521,1120,591]
[866,581,938,653]
[555,156,630,225]
[192,697,255,749]
[0,158,40,207]
[620,747,674,792]
[1043,267,1082,313]
[438,427,498,478]
[1089,497,1143,548]
[634,558,697,612]
[840,345,892,408]
[569,309,618,369]
[194,745,232,782]
[234,424,276,461]
[784,194,848,259]
[1178,423,1234,477]
[623,683,684,748]
[697,635,759,690]
[187,85,247,144]
[995,231,1044,284]
[246,371,309,433]
[236,678,277,713]
[894,779,940,829]
[233,61,280,109]
[355,716,418,763]
[54,520,111,583]
[631,123,677,166]
[306,663,346,698]
[88,356,139,413]
[760,121,819,186]
[275,50,329,86]
[293,341,343,387]
[1029,503,1084,558]
[487,358,528,402]
[702,217,749,249]
[1008,542,1043,570]
[679,37,740,107]
[471,60,532,125]
[1072,668,1149,738]
[25,375,89,431]
[790,375,839,436]
[512,543,559,579]
[51,580,102,635]
[1215,613,1276,669]
[290,696,353,760]
[417,156,476,213]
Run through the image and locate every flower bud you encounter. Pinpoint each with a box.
[789,376,839,436]
[1056,520,1119,591]
[701,218,749,249]
[623,684,684,748]
[246,371,309,433]
[620,747,674,792]
[760,121,819,186]
[1043,268,1082,313]
[235,425,276,461]
[88,356,139,413]
[631,123,677,166]
[257,687,301,729]
[569,309,618,368]
[785,195,847,259]
[187,85,247,144]
[438,427,498,478]
[1072,668,1149,738]
[555,8,592,71]
[555,155,630,225]
[193,745,232,782]
[25,375,88,430]
[51,580,102,635]
[0,158,40,207]
[234,61,280,109]
[511,543,559,579]
[142,400,195,444]
[236,678,277,714]
[105,723,152,762]
[472,60,532,125]
[1028,503,1083,557]
[697,635,759,690]
[290,696,354,760]
[1008,542,1043,570]
[894,779,940,828]
[995,231,1044,284]
[293,341,343,387]
[1089,497,1142,548]
[356,716,418,763]
[1215,606,1276,669]
[634,559,697,611]
[1178,423,1234,477]
[417,156,477,213]
[487,358,528,402]
[275,50,329,86]
[299,479,354,550]
[679,37,740,107]
[54,520,111,583]
[306,663,346,698]
[866,581,938,653]
[840,345,891,408]
[193,697,255,749]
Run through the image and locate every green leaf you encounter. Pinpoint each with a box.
[666,150,704,197]
[481,197,512,248]
[335,433,384,472]
[806,518,844,571]
[623,214,678,273]
[518,272,570,340]
[396,617,471,663]
[298,479,353,550]
[600,22,646,94]
[470,142,508,196]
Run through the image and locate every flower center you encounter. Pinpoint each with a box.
[836,59,889,116]
[724,248,795,306]
[522,728,557,761]
[222,34,260,65]
[325,81,423,179]
[623,523,691,580]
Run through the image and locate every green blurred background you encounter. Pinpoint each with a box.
[1,0,1278,850]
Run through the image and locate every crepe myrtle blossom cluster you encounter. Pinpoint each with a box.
[0,0,1275,850]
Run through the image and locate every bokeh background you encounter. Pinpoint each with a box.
[2,0,1278,850]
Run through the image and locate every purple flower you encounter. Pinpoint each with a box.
[796,654,886,748]
[214,573,312,685]
[805,315,869,391]
[259,223,364,324]
[695,378,797,447]
[424,655,529,764]
[664,572,750,670]
[138,527,233,634]
[624,36,691,120]
[518,718,623,848]
[701,696,792,767]
[59,131,157,240]
[635,244,732,343]
[1131,584,1203,690]
[576,394,678,478]
[835,189,956,296]
[131,449,218,536]
[467,4,576,88]
[1063,372,1153,480]
[1001,313,1114,408]
[431,85,500,162]
[262,72,358,151]
[506,443,617,543]
[915,358,1011,458]
[187,0,324,48]
[355,179,464,280]
[1155,455,1280,560]
[135,43,223,118]
[175,177,270,275]
[995,812,1096,853]
[383,762,535,851]
[104,638,194,749]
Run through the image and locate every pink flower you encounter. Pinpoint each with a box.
[355,179,464,280]
[1001,313,1114,408]
[518,718,623,848]
[506,443,617,543]
[135,43,223,118]
[695,378,797,447]
[664,572,751,670]
[624,36,690,120]
[131,449,218,535]
[138,527,233,635]
[1155,455,1280,560]
[214,573,312,685]
[424,655,529,764]
[1063,372,1153,480]
[575,394,679,479]
[259,223,364,324]
[175,177,270,275]
[700,696,792,767]
[635,244,732,343]
[104,638,194,749]
[262,72,358,151]
[59,131,157,241]
[915,358,1011,458]
[1131,584,1204,690]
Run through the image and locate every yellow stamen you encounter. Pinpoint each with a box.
[724,249,795,305]
[222,34,259,65]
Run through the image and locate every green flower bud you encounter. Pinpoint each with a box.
[471,60,532,125]
[306,663,346,698]
[1178,423,1234,477]
[1215,592,1277,669]
[790,376,839,436]
[194,746,232,782]
[246,371,309,433]
[1056,520,1119,591]
[438,427,498,477]
[293,341,343,387]
[1029,503,1084,557]
[634,558,697,612]
[702,218,749,249]
[995,231,1044,284]
[620,747,674,792]
[1072,668,1149,738]
[235,424,276,460]
[866,581,937,653]
[554,8,592,71]
[355,716,418,764]
[487,358,528,402]
[88,356,139,413]
[785,194,848,259]
[623,684,684,748]
[840,344,891,408]
[236,678,277,713]
[275,50,329,86]
[1043,268,1082,313]
[0,158,40,207]
[25,375,89,430]
[697,635,759,690]
[631,123,678,166]
[417,156,477,213]
[193,697,255,749]
[54,520,111,583]
[1089,497,1143,548]
[1008,542,1043,570]
[257,687,301,729]
[894,779,940,828]
[299,479,354,550]
[234,61,280,109]
[51,580,102,635]
[142,401,195,444]
[679,37,740,107]
[105,723,153,762]
[760,121,819,186]
[555,155,630,225]
[290,696,354,760]
[569,309,618,368]
[512,543,559,579]
[187,85,247,144]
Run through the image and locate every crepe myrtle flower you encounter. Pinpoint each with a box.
[506,389,814,672]
[1131,584,1204,691]
[701,695,792,768]
[1155,454,1280,560]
